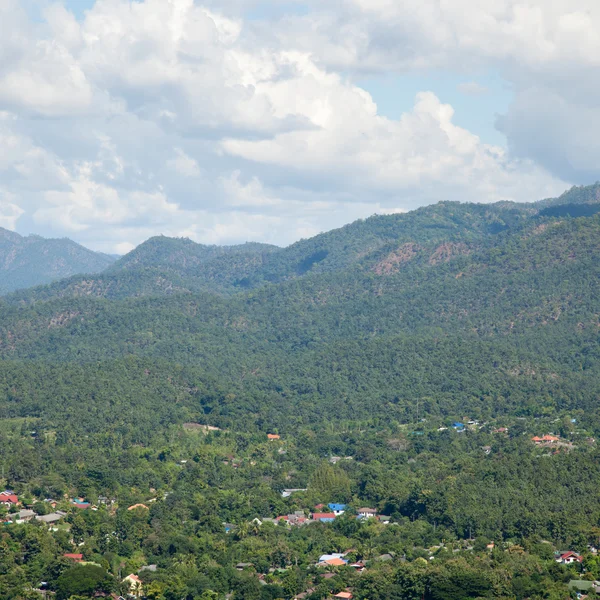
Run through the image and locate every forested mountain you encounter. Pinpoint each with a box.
[3,184,600,428]
[0,228,116,294]
[4,184,600,600]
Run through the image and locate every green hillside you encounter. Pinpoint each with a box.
[2,185,600,429]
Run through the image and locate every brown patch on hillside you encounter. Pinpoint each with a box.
[373,243,419,275]
[428,242,470,265]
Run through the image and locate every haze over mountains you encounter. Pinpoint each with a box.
[0,229,116,295]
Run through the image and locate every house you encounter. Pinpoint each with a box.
[357,508,377,519]
[320,557,347,567]
[452,422,465,431]
[11,509,36,522]
[127,503,149,511]
[328,503,346,515]
[493,427,508,434]
[314,504,326,510]
[235,563,254,571]
[532,435,560,445]
[319,553,345,563]
[287,511,308,526]
[123,574,143,597]
[281,489,307,498]
[378,515,391,524]
[44,498,59,509]
[312,513,337,522]
[334,593,353,600]
[0,491,18,507]
[71,498,91,509]
[556,551,583,564]
[37,512,65,524]
[350,562,366,572]
[267,434,280,440]
[64,553,84,563]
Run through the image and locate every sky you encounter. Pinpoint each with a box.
[1,1,598,253]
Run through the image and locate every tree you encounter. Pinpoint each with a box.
[55,565,113,600]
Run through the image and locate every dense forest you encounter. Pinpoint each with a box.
[2,184,600,599]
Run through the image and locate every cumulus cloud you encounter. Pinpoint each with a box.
[0,0,584,253]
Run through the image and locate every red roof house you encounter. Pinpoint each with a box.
[0,492,18,506]
[64,553,84,563]
[312,512,336,522]
[556,551,583,564]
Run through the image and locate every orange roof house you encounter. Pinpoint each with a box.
[324,557,347,567]
[267,434,281,440]
[335,593,353,600]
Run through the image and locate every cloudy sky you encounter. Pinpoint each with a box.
[0,0,597,253]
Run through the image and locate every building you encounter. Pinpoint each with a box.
[556,551,583,564]
[319,553,345,563]
[9,509,36,522]
[319,557,347,567]
[64,553,84,563]
[281,488,307,498]
[312,512,337,522]
[0,491,18,507]
[267,434,280,440]
[532,435,560,445]
[36,511,67,524]
[357,508,377,518]
[328,503,346,515]
[123,574,143,597]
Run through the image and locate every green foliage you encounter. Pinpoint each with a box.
[1,186,600,599]
[55,565,113,600]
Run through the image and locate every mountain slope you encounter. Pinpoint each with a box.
[0,228,116,294]
[2,198,600,428]
[9,200,538,302]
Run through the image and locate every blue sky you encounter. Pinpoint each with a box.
[1,0,594,252]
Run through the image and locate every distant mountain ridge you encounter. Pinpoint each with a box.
[4,182,600,300]
[0,228,116,295]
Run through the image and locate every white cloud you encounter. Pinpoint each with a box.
[0,0,585,253]
[0,192,25,230]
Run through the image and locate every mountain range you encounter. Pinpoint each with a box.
[1,183,600,430]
